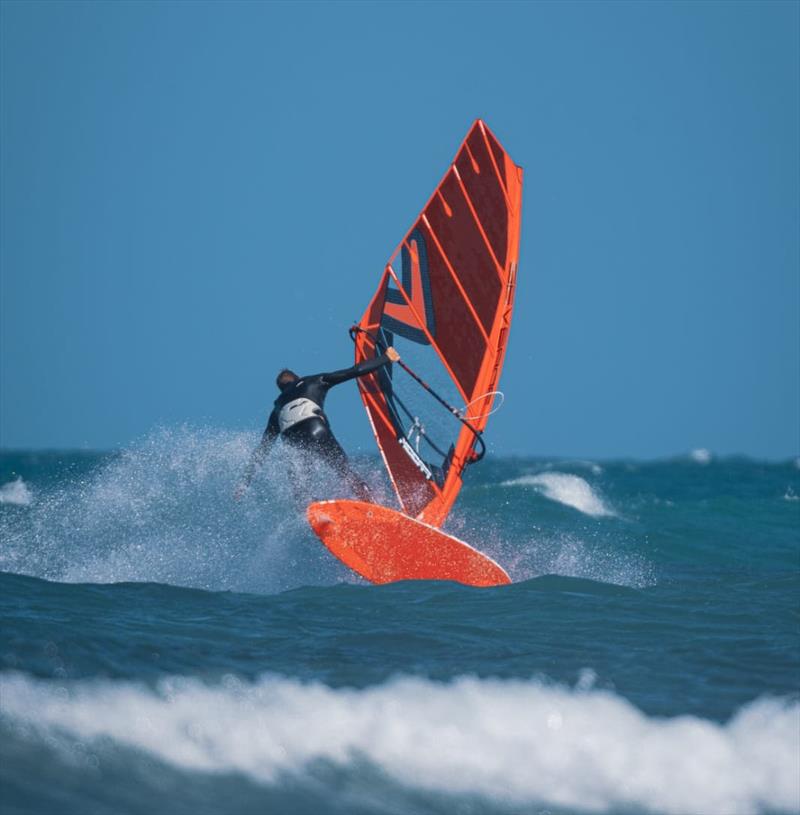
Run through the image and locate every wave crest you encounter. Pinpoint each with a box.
[501,472,615,518]
[1,672,796,815]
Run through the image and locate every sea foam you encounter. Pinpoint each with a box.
[1,672,796,815]
[501,472,615,518]
[0,477,33,506]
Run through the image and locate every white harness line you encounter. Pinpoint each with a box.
[457,390,505,421]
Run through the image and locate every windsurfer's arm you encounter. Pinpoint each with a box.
[321,346,400,387]
[234,411,279,499]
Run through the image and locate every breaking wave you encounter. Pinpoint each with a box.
[2,672,797,815]
[501,472,616,518]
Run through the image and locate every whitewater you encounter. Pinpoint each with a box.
[1,427,799,815]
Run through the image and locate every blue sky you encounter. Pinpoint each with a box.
[1,0,798,458]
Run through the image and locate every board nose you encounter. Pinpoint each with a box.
[307,502,333,534]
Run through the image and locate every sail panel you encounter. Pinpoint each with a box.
[483,124,509,193]
[456,128,510,269]
[419,219,486,398]
[423,169,502,334]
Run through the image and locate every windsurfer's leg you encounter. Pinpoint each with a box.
[317,435,373,502]
[284,419,372,501]
[279,438,313,508]
[345,466,373,502]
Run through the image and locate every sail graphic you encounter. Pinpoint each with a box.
[354,120,523,527]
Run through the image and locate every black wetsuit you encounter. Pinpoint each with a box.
[241,353,391,500]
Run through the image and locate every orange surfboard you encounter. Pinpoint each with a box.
[307,500,511,587]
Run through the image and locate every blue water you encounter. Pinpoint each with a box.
[1,429,798,815]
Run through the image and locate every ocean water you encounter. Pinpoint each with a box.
[1,428,798,815]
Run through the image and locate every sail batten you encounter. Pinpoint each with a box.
[354,120,523,526]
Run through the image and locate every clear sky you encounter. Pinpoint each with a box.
[1,0,798,458]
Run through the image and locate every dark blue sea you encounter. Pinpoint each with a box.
[1,429,798,815]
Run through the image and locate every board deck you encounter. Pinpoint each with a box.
[307,500,511,587]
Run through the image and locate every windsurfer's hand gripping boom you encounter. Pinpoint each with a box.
[233,346,400,500]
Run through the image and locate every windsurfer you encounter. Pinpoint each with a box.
[234,347,401,502]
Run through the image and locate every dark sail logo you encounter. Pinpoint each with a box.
[382,227,436,345]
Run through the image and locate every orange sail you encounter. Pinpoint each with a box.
[354,120,523,527]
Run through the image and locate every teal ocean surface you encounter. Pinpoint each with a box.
[1,429,798,815]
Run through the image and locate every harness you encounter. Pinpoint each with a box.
[278,397,325,433]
